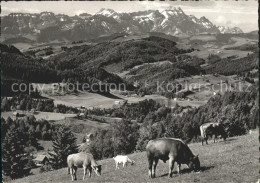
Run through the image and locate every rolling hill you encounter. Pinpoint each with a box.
[1,43,134,93]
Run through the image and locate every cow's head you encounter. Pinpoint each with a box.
[219,124,227,141]
[92,165,102,176]
[222,132,227,141]
[189,155,200,172]
[131,160,135,165]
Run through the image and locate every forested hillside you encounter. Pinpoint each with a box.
[47,36,194,73]
[126,57,204,93]
[1,43,134,93]
[206,52,258,75]
[81,84,258,159]
[1,44,58,83]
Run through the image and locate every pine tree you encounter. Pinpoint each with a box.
[2,127,31,179]
[49,126,78,169]
[1,97,9,111]
[111,120,139,155]
[36,101,44,111]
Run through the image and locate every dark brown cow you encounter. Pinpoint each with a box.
[200,122,227,145]
[146,138,200,178]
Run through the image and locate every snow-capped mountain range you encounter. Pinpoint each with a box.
[2,8,243,42]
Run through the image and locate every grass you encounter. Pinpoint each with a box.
[9,131,258,183]
[190,35,217,42]
[1,111,76,121]
[184,35,257,59]
[36,73,251,110]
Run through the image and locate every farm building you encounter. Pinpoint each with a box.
[13,112,19,117]
[33,155,49,167]
[78,113,85,119]
[77,106,86,112]
[113,100,127,108]
[13,112,25,117]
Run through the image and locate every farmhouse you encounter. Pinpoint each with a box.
[13,112,25,118]
[78,113,85,119]
[33,155,49,167]
[113,100,128,108]
[13,112,19,117]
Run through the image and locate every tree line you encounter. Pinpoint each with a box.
[85,84,258,157]
[1,94,79,114]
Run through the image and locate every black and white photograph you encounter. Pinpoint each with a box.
[1,0,259,182]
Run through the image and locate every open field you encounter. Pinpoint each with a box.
[185,46,251,60]
[181,35,257,59]
[34,73,251,110]
[9,131,258,183]
[221,37,258,49]
[1,111,76,121]
[190,35,217,42]
[115,60,173,78]
[43,92,124,109]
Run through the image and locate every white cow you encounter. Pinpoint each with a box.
[113,155,135,169]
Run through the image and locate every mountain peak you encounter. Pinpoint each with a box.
[200,16,209,22]
[217,26,243,34]
[176,7,184,13]
[96,8,117,16]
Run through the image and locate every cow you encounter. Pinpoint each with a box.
[113,155,135,169]
[146,138,200,178]
[67,152,102,181]
[200,122,227,145]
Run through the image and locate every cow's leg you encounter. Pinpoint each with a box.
[83,166,87,180]
[168,158,175,178]
[88,167,92,178]
[68,167,70,175]
[152,158,158,178]
[177,163,181,174]
[73,167,77,180]
[115,162,118,170]
[148,158,153,178]
[70,167,74,181]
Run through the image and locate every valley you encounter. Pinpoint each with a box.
[1,5,258,183]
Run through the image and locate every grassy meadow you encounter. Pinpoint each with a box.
[9,131,258,183]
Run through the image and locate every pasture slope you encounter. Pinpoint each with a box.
[10,131,258,183]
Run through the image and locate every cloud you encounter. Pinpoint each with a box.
[74,10,88,16]
[2,6,40,15]
[138,1,216,9]
[215,16,227,24]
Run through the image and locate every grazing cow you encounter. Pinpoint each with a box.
[200,122,227,145]
[146,138,200,178]
[113,155,135,169]
[67,152,102,181]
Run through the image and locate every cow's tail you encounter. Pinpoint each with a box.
[199,126,205,138]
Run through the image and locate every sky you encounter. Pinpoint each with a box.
[2,1,258,32]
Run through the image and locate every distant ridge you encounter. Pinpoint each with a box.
[2,8,243,42]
